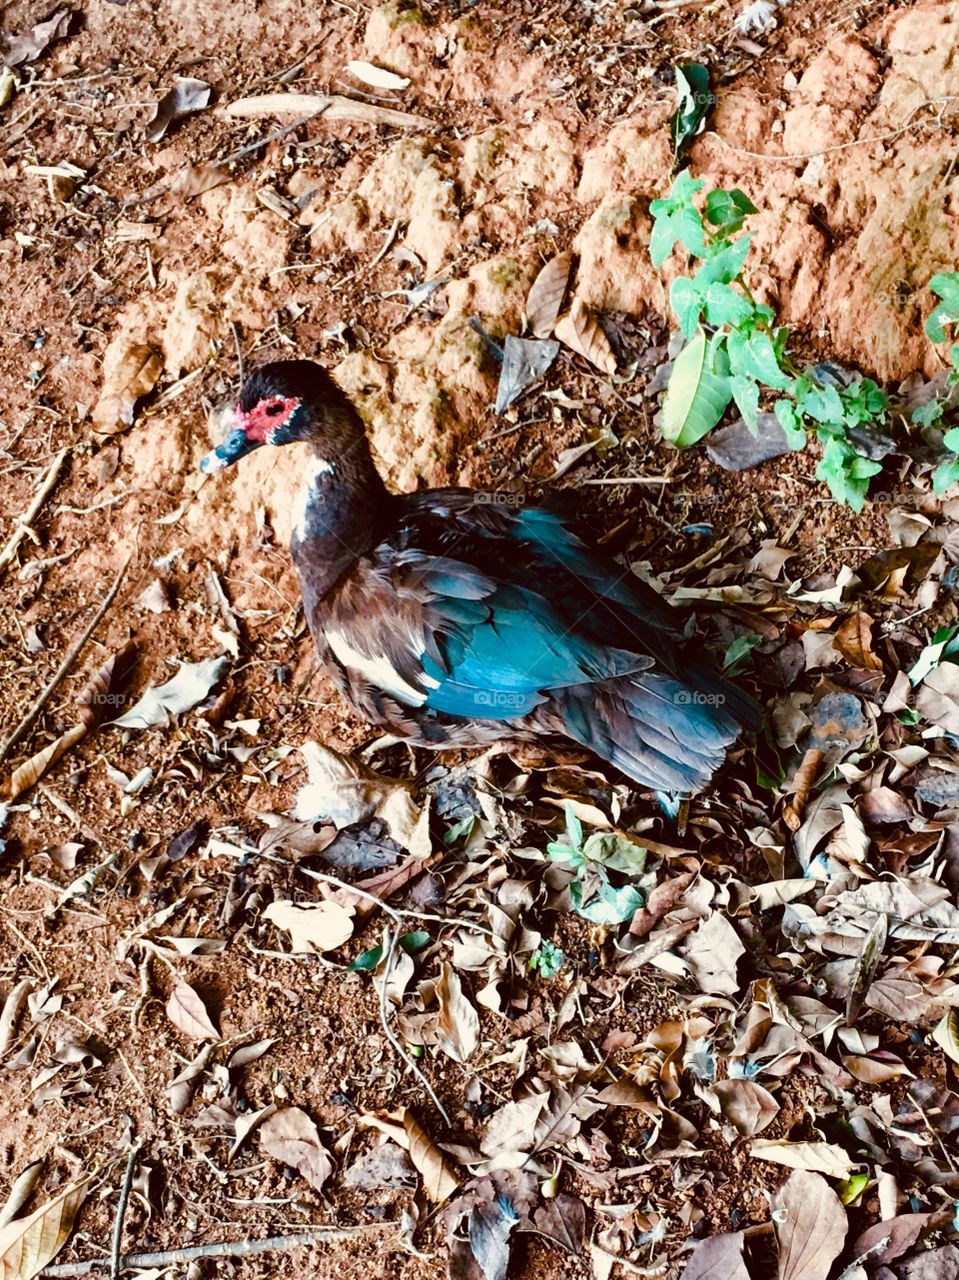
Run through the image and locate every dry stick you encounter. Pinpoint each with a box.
[378,924,451,1126]
[0,556,131,768]
[0,447,69,576]
[109,1141,141,1280]
[40,1224,397,1276]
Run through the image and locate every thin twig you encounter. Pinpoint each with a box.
[377,925,451,1125]
[0,556,130,768]
[301,868,496,937]
[0,448,69,576]
[231,321,245,385]
[110,1141,141,1280]
[40,1224,397,1276]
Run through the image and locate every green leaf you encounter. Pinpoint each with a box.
[795,381,845,425]
[730,373,760,429]
[670,275,705,338]
[703,281,754,328]
[926,271,959,343]
[570,876,645,925]
[704,187,757,233]
[564,801,583,851]
[650,204,707,268]
[933,456,959,493]
[661,326,733,447]
[816,436,881,511]
[723,632,763,674]
[529,939,565,978]
[649,172,707,266]
[694,234,752,285]
[912,400,944,428]
[347,930,430,973]
[774,398,808,449]
[670,62,713,163]
[838,1173,869,1206]
[726,329,792,390]
[582,831,647,875]
[943,426,959,452]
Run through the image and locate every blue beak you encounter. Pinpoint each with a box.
[199,427,254,474]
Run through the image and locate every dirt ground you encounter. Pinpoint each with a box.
[4,0,959,1277]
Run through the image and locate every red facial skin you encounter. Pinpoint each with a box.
[236,395,301,443]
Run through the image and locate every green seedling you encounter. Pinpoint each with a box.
[546,803,649,926]
[650,173,890,511]
[912,272,959,492]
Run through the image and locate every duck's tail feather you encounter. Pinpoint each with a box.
[536,669,755,793]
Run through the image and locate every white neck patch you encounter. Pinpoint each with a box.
[291,457,335,543]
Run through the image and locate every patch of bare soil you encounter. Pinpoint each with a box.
[3,0,959,1277]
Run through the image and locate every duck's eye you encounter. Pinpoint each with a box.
[265,402,285,417]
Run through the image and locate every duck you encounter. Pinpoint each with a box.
[200,359,757,794]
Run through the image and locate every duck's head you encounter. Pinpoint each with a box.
[200,360,357,473]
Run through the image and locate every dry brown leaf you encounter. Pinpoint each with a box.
[5,724,86,802]
[783,748,824,832]
[553,298,616,375]
[712,1078,779,1137]
[750,1140,855,1178]
[359,1108,458,1201]
[834,611,883,671]
[434,962,480,1064]
[225,92,428,129]
[143,162,230,214]
[932,1009,959,1065]
[0,1174,93,1280]
[2,10,72,67]
[259,1107,333,1191]
[77,641,137,730]
[91,343,163,436]
[683,1232,750,1280]
[146,77,211,143]
[262,899,355,953]
[165,980,219,1041]
[526,252,572,338]
[295,741,431,857]
[773,1168,847,1280]
[682,913,744,996]
[345,59,410,90]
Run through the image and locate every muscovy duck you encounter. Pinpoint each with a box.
[200,360,756,793]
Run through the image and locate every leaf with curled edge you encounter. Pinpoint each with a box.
[146,77,211,143]
[263,899,355,954]
[5,724,86,802]
[259,1107,333,1191]
[360,1108,459,1202]
[77,641,137,730]
[554,298,616,375]
[91,343,163,436]
[525,252,572,338]
[2,9,72,67]
[0,1173,94,1280]
[110,654,230,729]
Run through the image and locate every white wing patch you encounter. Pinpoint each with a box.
[291,457,335,543]
[327,628,439,707]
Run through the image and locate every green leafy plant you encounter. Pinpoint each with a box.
[529,939,565,978]
[911,272,959,492]
[546,804,649,926]
[649,172,890,511]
